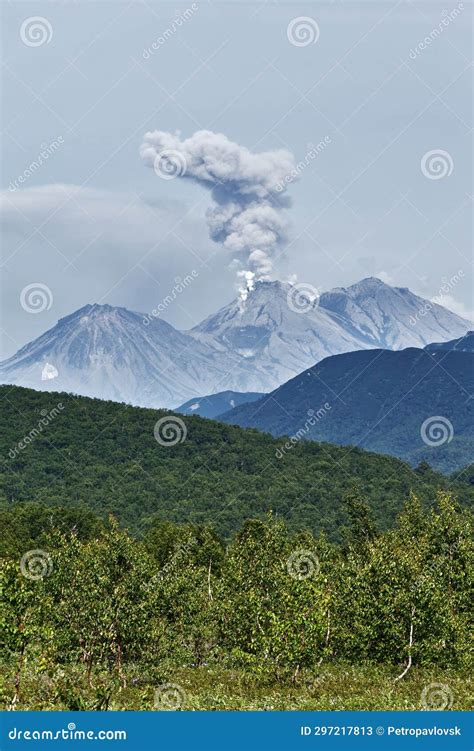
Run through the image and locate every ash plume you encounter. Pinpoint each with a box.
[140,129,296,299]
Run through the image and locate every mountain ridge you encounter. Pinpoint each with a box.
[220,346,474,473]
[425,330,474,352]
[1,278,471,408]
[175,390,264,418]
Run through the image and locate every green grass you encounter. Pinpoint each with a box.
[2,663,470,711]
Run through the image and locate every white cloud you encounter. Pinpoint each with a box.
[0,184,221,358]
[431,294,474,322]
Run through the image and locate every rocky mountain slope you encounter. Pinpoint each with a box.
[1,279,470,408]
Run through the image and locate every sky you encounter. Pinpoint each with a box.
[1,0,473,358]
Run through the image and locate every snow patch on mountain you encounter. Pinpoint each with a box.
[0,304,239,408]
[1,278,470,408]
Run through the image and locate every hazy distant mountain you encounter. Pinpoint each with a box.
[189,280,373,389]
[0,304,239,409]
[1,279,470,408]
[175,390,264,419]
[425,331,474,352]
[221,347,474,472]
[318,277,471,349]
[191,278,471,387]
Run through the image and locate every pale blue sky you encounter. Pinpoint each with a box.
[1,0,472,357]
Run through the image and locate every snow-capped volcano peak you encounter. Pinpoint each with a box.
[191,278,373,377]
[319,277,470,349]
[321,276,394,303]
[194,279,314,331]
[1,278,471,408]
[0,302,238,408]
[347,275,385,290]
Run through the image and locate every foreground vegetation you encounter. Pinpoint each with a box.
[1,663,471,711]
[1,385,473,541]
[1,492,472,710]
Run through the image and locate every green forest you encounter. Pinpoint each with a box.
[0,386,472,710]
[1,385,473,542]
[0,493,472,710]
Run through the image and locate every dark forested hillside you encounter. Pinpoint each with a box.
[425,330,474,352]
[221,348,474,473]
[1,385,473,541]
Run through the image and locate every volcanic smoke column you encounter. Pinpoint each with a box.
[140,130,296,300]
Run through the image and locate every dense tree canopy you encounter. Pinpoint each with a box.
[1,493,472,709]
[1,386,472,541]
